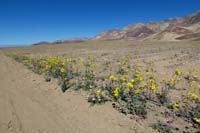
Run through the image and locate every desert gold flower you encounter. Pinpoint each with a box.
[82,77,87,80]
[130,79,135,83]
[140,83,147,89]
[175,68,182,75]
[127,82,134,88]
[135,70,140,74]
[114,87,119,97]
[185,72,190,75]
[149,79,155,83]
[194,118,200,124]
[60,67,65,73]
[125,69,129,73]
[170,78,175,84]
[96,89,102,95]
[151,83,157,90]
[134,89,140,94]
[138,77,144,81]
[182,98,189,103]
[172,103,180,109]
[177,78,181,81]
[193,75,197,79]
[197,84,200,89]
[190,81,196,87]
[45,65,51,70]
[109,75,117,81]
[188,91,198,99]
[120,76,126,82]
[135,73,140,78]
[162,77,167,82]
[146,71,153,76]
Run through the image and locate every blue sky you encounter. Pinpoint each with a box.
[0,0,199,46]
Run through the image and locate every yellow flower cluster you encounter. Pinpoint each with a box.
[172,103,180,109]
[114,87,119,97]
[134,89,140,94]
[45,64,51,70]
[47,56,64,66]
[197,84,200,89]
[120,75,126,82]
[60,67,65,73]
[139,83,147,89]
[96,89,102,95]
[188,91,198,99]
[151,83,157,90]
[127,82,134,88]
[170,78,176,84]
[194,118,200,124]
[162,77,167,82]
[109,75,117,81]
[134,70,143,81]
[175,68,182,75]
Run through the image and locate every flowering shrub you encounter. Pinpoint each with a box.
[8,53,200,131]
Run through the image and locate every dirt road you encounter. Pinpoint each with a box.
[0,50,153,133]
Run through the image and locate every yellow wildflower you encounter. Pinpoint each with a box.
[135,70,140,74]
[127,82,134,88]
[120,76,126,82]
[138,77,143,81]
[82,77,87,80]
[109,75,117,81]
[134,89,140,94]
[135,73,140,78]
[121,66,125,70]
[177,78,181,81]
[45,65,51,70]
[96,89,102,95]
[188,91,198,99]
[190,81,196,87]
[114,87,119,97]
[172,103,180,109]
[162,77,167,82]
[151,83,157,90]
[191,80,196,84]
[193,75,197,79]
[170,78,175,84]
[140,83,147,89]
[197,84,200,89]
[125,69,129,73]
[60,68,65,73]
[194,118,200,124]
[182,98,189,103]
[175,68,182,75]
[185,72,190,75]
[149,79,155,83]
[147,71,153,76]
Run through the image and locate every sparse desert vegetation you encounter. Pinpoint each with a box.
[1,40,200,133]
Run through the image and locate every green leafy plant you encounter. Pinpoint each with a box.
[151,120,175,133]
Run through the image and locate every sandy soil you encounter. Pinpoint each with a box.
[0,49,156,133]
[1,41,200,133]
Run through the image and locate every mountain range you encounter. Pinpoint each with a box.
[33,10,200,45]
[92,10,200,41]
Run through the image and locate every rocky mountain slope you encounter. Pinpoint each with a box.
[33,38,88,45]
[92,10,200,41]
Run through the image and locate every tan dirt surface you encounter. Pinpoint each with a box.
[0,50,154,133]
